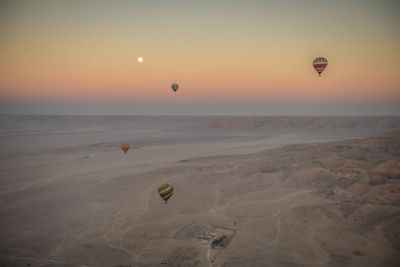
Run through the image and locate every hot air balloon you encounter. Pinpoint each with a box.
[121,144,130,154]
[171,83,179,93]
[158,184,174,204]
[313,57,328,76]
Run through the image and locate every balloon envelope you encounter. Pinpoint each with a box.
[171,83,179,92]
[158,184,174,204]
[313,57,328,76]
[121,144,130,154]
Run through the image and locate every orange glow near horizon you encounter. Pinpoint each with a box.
[0,1,399,108]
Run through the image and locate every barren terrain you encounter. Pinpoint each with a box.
[0,116,399,266]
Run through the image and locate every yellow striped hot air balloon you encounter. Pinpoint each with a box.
[313,57,328,76]
[158,184,174,204]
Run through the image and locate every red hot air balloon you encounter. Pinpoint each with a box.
[313,57,328,76]
[121,144,130,154]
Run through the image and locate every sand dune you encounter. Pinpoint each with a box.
[0,116,399,266]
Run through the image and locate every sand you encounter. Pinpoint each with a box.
[0,115,399,266]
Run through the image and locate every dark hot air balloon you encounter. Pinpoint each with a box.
[158,184,174,204]
[171,83,179,93]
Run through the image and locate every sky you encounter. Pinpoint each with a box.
[0,0,399,115]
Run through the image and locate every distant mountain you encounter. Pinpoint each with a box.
[195,116,400,131]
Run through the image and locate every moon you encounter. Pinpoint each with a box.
[137,57,143,63]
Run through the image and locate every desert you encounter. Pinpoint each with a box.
[0,115,399,266]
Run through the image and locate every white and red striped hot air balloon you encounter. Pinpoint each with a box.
[313,57,328,76]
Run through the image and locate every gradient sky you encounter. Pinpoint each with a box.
[0,0,399,115]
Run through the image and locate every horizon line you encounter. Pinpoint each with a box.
[1,113,399,117]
